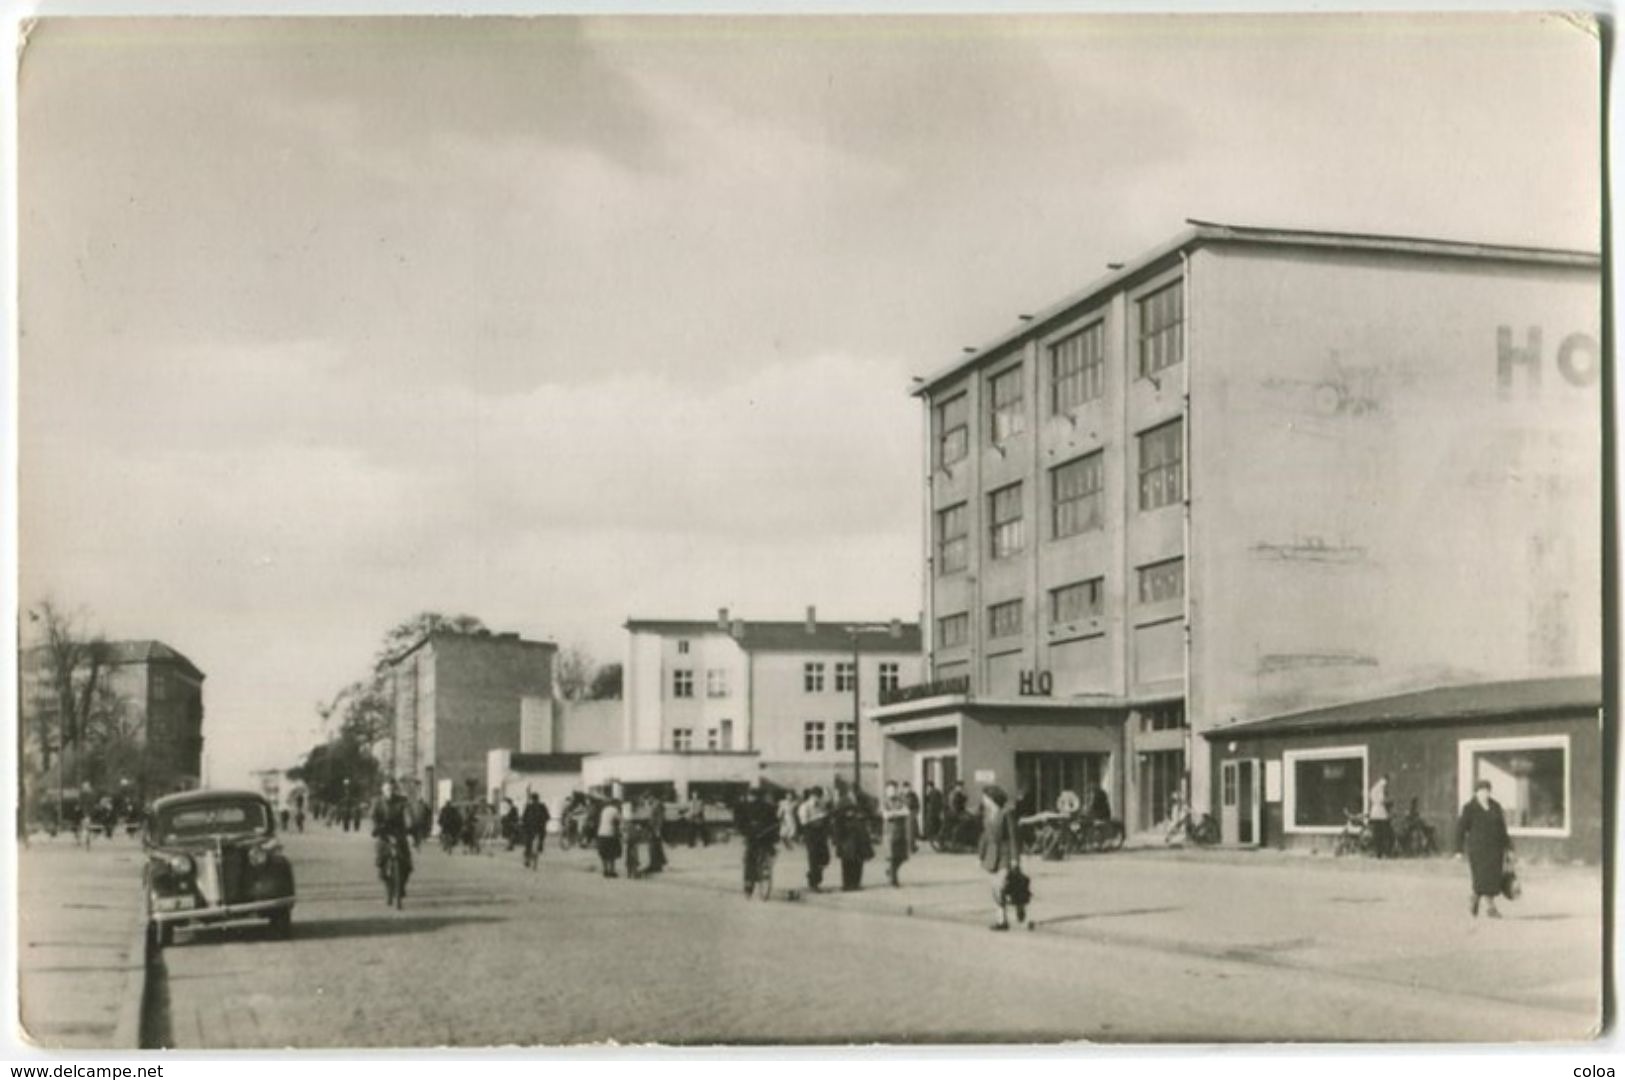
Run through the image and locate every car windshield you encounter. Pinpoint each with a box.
[154,801,270,842]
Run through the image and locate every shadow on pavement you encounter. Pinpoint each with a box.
[175,914,506,946]
[1035,905,1183,927]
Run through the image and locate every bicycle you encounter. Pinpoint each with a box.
[1334,810,1376,857]
[1164,809,1220,846]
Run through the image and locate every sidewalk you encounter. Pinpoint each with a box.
[629,836,1603,1025]
[16,833,150,1050]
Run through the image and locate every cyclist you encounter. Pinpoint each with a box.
[371,780,415,901]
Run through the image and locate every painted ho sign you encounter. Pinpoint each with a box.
[1019,670,1054,697]
[1498,326,1600,394]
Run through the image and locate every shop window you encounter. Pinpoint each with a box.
[1016,752,1107,816]
[1284,746,1367,833]
[1457,735,1569,836]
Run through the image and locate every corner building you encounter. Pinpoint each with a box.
[872,221,1601,837]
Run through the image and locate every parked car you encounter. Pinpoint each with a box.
[143,789,295,948]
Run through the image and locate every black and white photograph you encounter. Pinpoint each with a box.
[7,9,1607,1053]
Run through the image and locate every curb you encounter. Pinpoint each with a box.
[109,881,150,1051]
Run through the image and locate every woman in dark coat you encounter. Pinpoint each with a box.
[1456,780,1512,918]
[830,780,874,892]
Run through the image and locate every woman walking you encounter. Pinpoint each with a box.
[978,785,1025,930]
[882,781,911,887]
[1456,779,1512,918]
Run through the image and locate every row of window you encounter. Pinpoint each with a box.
[670,663,902,698]
[804,720,858,753]
[936,558,1184,648]
[1281,735,1570,838]
[670,721,736,752]
[936,280,1184,467]
[935,420,1183,573]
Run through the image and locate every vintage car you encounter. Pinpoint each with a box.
[143,789,295,947]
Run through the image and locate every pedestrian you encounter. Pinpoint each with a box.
[280,808,291,832]
[778,791,800,849]
[922,780,943,843]
[1368,773,1393,858]
[948,780,968,821]
[623,806,644,879]
[882,781,911,887]
[1456,780,1513,918]
[501,798,520,850]
[686,792,708,848]
[413,796,432,850]
[830,778,874,892]
[739,786,779,898]
[645,795,667,873]
[798,786,831,892]
[521,793,548,869]
[902,782,921,853]
[596,798,623,878]
[978,784,1025,931]
[438,799,463,853]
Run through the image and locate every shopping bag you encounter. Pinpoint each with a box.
[1500,854,1522,902]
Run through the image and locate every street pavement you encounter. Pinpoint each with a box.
[16,832,150,1049]
[145,826,1603,1047]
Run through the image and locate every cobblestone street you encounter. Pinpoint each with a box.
[145,829,1600,1046]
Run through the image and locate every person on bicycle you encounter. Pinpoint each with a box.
[739,785,780,897]
[371,780,414,899]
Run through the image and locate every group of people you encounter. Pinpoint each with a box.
[581,793,670,879]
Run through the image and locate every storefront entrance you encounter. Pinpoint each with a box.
[1016,752,1108,816]
[919,753,959,795]
[1138,749,1184,829]
[1220,758,1262,846]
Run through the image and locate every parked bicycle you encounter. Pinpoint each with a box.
[1164,808,1220,846]
[1335,810,1377,857]
[1393,800,1438,857]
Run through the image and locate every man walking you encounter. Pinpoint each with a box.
[902,781,922,854]
[798,786,831,892]
[521,793,549,869]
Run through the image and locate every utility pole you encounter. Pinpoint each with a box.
[843,620,905,796]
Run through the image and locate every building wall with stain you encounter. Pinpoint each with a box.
[1189,247,1601,758]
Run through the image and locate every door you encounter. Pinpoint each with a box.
[919,753,959,796]
[1221,759,1262,845]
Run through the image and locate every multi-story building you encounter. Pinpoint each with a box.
[872,221,1600,837]
[20,639,206,803]
[386,630,556,808]
[612,608,923,797]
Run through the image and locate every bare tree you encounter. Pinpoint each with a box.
[34,600,112,789]
[554,644,595,702]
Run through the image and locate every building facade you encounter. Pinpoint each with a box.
[873,221,1601,837]
[619,609,923,795]
[20,639,206,805]
[387,630,556,808]
[1206,676,1602,862]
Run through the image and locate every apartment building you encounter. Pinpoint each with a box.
[615,608,923,796]
[872,220,1601,838]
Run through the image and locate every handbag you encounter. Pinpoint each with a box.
[1500,853,1522,902]
[1002,866,1033,907]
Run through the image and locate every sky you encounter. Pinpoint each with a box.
[15,13,1601,788]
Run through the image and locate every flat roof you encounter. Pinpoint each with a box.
[1209,674,1602,739]
[625,618,922,654]
[912,219,1601,398]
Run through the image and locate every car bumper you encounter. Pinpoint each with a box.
[149,897,294,925]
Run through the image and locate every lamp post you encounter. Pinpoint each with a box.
[843,621,904,795]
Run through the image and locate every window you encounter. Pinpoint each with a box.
[803,662,826,693]
[1051,578,1104,624]
[803,721,827,752]
[1138,420,1183,511]
[1138,558,1185,604]
[1052,452,1105,538]
[672,669,694,698]
[706,728,719,750]
[718,719,734,751]
[835,661,856,692]
[1458,735,1570,836]
[677,640,690,655]
[989,363,1026,444]
[835,720,857,752]
[1284,746,1367,832]
[706,669,729,698]
[937,503,968,575]
[672,728,694,752]
[989,483,1024,559]
[1138,280,1183,378]
[936,393,969,468]
[1050,322,1105,413]
[938,612,969,649]
[1016,752,1107,817]
[1140,703,1187,732]
[878,662,900,693]
[988,599,1023,640]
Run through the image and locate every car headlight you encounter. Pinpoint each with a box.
[248,840,279,867]
[165,853,194,876]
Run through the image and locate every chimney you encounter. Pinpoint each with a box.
[805,606,817,635]
[718,607,730,630]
